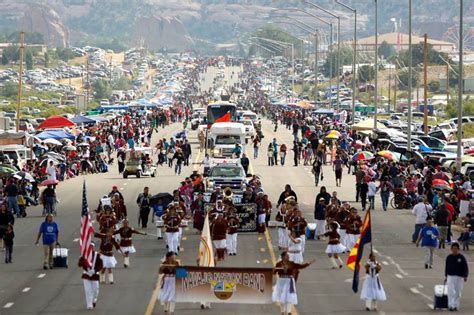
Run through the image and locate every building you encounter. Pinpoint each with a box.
[348,32,456,53]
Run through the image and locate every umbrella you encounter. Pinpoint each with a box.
[13,171,35,182]
[40,179,59,186]
[377,150,399,161]
[43,138,62,146]
[77,142,90,147]
[0,165,17,177]
[354,140,365,148]
[150,193,174,206]
[38,116,75,129]
[352,151,374,161]
[432,178,451,190]
[326,130,341,139]
[63,145,77,151]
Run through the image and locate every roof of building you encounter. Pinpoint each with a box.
[350,32,455,47]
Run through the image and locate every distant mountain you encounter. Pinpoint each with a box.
[0,0,472,51]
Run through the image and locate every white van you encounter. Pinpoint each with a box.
[0,145,36,169]
[209,122,246,162]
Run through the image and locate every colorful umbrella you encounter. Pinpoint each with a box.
[432,178,451,190]
[326,130,341,139]
[0,165,17,177]
[354,140,365,148]
[352,151,374,161]
[377,150,399,161]
[13,171,35,182]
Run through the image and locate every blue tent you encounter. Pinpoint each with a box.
[36,129,75,140]
[71,115,96,125]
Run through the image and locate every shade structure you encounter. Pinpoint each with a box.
[352,151,374,161]
[70,115,96,125]
[38,116,75,129]
[36,129,75,140]
[377,150,399,161]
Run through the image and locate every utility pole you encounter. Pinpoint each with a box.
[315,31,319,103]
[407,0,413,151]
[423,34,429,135]
[388,67,392,110]
[393,69,397,112]
[373,0,378,129]
[456,0,464,170]
[446,62,450,106]
[15,31,25,132]
[86,55,90,108]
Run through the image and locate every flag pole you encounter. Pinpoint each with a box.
[369,209,373,255]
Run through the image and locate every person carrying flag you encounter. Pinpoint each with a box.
[360,253,386,311]
[78,244,103,310]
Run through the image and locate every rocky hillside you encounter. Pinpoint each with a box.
[0,0,472,50]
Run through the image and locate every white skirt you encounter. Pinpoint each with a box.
[102,255,117,268]
[360,275,387,301]
[325,243,346,254]
[213,239,227,249]
[121,246,136,254]
[159,276,176,303]
[258,213,266,224]
[278,228,289,248]
[272,277,298,305]
[288,252,303,264]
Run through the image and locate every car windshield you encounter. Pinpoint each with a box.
[211,166,244,178]
[242,120,252,126]
[215,135,241,145]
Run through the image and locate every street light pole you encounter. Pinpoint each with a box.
[335,0,357,123]
[303,1,341,111]
[374,0,378,129]
[315,30,319,102]
[407,0,413,151]
[457,0,464,170]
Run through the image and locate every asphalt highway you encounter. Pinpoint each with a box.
[0,66,472,315]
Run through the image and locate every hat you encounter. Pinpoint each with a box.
[112,185,118,189]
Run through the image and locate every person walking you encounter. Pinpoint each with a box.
[78,247,103,310]
[411,197,431,243]
[280,143,287,166]
[136,187,151,228]
[378,177,392,211]
[159,251,180,315]
[292,140,299,167]
[312,159,323,187]
[272,138,279,166]
[35,214,59,270]
[416,217,439,269]
[182,139,192,166]
[267,143,274,166]
[324,222,345,269]
[433,201,450,249]
[444,243,469,311]
[367,178,377,211]
[240,153,250,175]
[5,179,20,218]
[252,135,260,159]
[360,178,369,211]
[3,224,14,263]
[0,203,14,251]
[332,155,344,187]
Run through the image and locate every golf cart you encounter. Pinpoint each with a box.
[123,147,156,178]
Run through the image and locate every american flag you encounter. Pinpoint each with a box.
[80,181,94,267]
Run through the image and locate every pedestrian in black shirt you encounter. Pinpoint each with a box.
[444,243,469,311]
[3,224,14,263]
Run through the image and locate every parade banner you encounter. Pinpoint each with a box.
[175,266,273,304]
[204,203,257,232]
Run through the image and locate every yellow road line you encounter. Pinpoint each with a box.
[252,152,299,315]
[145,139,202,315]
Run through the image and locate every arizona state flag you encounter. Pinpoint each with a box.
[215,111,231,123]
[346,210,372,293]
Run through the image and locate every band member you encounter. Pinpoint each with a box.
[226,207,240,256]
[262,194,273,227]
[159,251,180,315]
[323,222,346,269]
[209,186,222,203]
[287,230,304,264]
[360,253,386,311]
[211,213,228,261]
[335,203,351,249]
[209,199,225,222]
[98,205,117,233]
[94,229,123,284]
[78,245,103,310]
[345,208,362,251]
[273,252,315,315]
[112,193,127,221]
[191,193,206,232]
[113,219,146,268]
[162,206,182,255]
[288,208,308,254]
[256,192,267,233]
[275,203,289,250]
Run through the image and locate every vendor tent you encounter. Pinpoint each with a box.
[38,116,75,129]
[351,118,376,131]
[35,129,75,140]
[71,115,96,125]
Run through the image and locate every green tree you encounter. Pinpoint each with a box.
[92,79,112,100]
[358,65,375,83]
[112,77,133,90]
[322,46,353,77]
[378,41,396,59]
[398,69,419,90]
[25,49,34,70]
[398,42,447,66]
[44,52,50,68]
[1,52,8,65]
[428,80,440,92]
[1,82,19,98]
[251,25,304,58]
[2,46,19,62]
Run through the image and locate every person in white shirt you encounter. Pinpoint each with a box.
[411,196,432,243]
[367,179,377,211]
[46,161,57,181]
